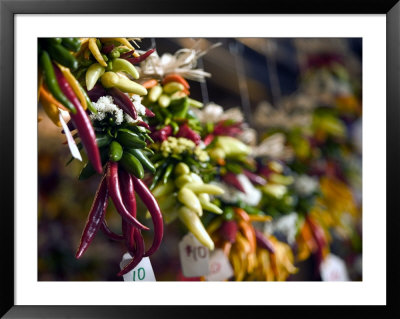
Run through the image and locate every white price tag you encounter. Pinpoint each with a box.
[205,249,233,281]
[59,110,82,161]
[179,233,210,277]
[120,253,156,282]
[320,254,349,281]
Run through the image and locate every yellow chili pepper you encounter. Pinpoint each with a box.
[249,215,273,222]
[178,188,202,216]
[39,95,61,127]
[88,38,107,67]
[100,38,135,51]
[178,206,214,250]
[75,39,89,57]
[56,63,87,110]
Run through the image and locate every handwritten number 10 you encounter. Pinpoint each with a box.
[133,267,145,281]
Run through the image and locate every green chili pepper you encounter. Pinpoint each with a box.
[143,147,154,156]
[162,163,174,184]
[144,133,154,144]
[42,38,62,46]
[74,67,88,81]
[126,148,156,174]
[117,129,146,149]
[226,162,243,174]
[109,141,123,162]
[169,97,189,119]
[61,38,81,52]
[110,58,139,79]
[149,85,163,102]
[150,162,169,190]
[76,80,97,114]
[39,51,76,113]
[106,60,113,71]
[47,44,79,71]
[85,63,105,91]
[158,94,171,108]
[129,125,148,134]
[110,50,120,59]
[224,207,235,220]
[96,39,102,50]
[170,121,179,135]
[101,54,108,62]
[120,152,145,179]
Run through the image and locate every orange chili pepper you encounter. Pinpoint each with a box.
[234,207,250,223]
[39,85,67,111]
[217,158,226,166]
[39,95,61,127]
[222,241,232,256]
[141,79,158,89]
[238,220,256,253]
[162,73,190,90]
[182,87,190,95]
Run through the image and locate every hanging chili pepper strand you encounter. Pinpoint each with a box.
[132,175,164,257]
[118,169,146,276]
[106,161,149,231]
[75,175,109,259]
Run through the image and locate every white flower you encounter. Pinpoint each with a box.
[130,94,146,116]
[90,96,123,125]
[294,175,319,196]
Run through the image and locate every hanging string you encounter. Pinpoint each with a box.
[150,38,156,51]
[264,40,281,107]
[229,40,253,127]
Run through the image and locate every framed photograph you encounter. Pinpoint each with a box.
[1,0,398,317]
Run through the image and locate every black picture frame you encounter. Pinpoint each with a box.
[1,0,399,318]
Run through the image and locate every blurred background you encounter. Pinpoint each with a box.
[38,38,362,281]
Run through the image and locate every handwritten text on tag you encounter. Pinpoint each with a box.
[179,233,210,277]
[120,253,156,282]
[320,253,349,281]
[205,249,233,281]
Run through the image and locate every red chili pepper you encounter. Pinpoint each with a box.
[243,170,267,186]
[254,229,275,253]
[162,73,190,90]
[101,44,115,54]
[150,125,172,142]
[214,121,242,137]
[144,107,155,117]
[137,120,150,129]
[106,161,149,230]
[306,216,326,268]
[53,63,103,174]
[176,123,201,145]
[108,87,137,120]
[124,48,156,65]
[87,83,106,102]
[100,220,124,241]
[222,172,246,193]
[75,175,108,259]
[203,134,215,146]
[132,175,164,257]
[220,220,238,243]
[118,228,145,276]
[120,50,134,59]
[116,169,145,276]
